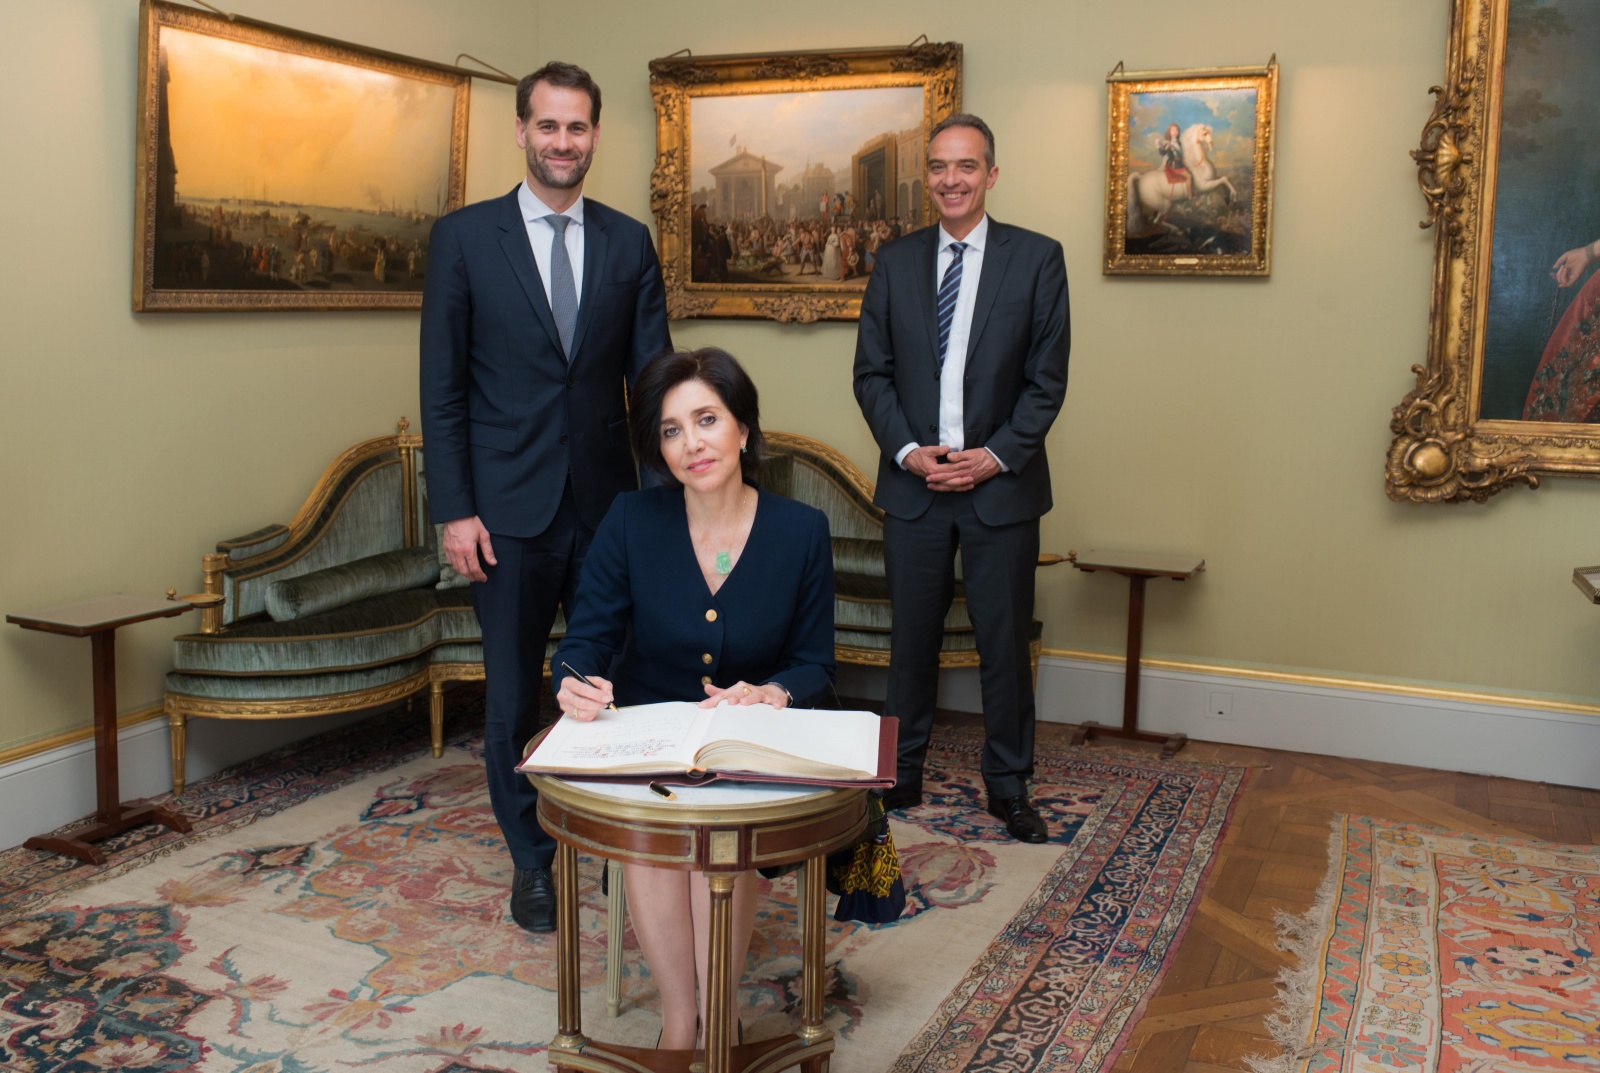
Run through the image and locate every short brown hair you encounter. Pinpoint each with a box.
[516,61,601,124]
[928,112,996,169]
[631,348,764,487]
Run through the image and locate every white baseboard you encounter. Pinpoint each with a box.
[0,708,379,853]
[843,656,1600,789]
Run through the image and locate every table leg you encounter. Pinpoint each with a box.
[552,842,585,1051]
[24,628,192,866]
[705,872,736,1073]
[1122,574,1147,735]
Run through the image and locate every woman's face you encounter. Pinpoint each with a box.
[658,378,747,493]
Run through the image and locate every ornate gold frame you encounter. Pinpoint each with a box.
[133,0,470,312]
[647,42,963,323]
[1385,0,1600,502]
[1103,60,1278,277]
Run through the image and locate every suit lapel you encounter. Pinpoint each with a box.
[496,187,563,355]
[568,203,608,364]
[965,219,1012,362]
[915,226,942,367]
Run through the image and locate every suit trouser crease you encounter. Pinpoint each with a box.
[472,483,589,871]
[884,491,1039,800]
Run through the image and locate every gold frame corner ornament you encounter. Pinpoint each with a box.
[1386,0,1600,503]
[648,41,963,323]
[1102,59,1278,278]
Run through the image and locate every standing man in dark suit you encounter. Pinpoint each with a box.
[420,62,671,930]
[853,113,1069,843]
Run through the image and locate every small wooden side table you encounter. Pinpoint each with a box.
[526,762,868,1073]
[1066,549,1205,758]
[6,594,202,863]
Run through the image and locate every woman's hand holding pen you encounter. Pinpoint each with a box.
[700,680,789,710]
[557,673,615,721]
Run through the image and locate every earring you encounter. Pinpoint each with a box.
[740,444,748,454]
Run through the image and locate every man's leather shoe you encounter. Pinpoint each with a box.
[986,795,1049,844]
[510,866,556,932]
[882,784,923,811]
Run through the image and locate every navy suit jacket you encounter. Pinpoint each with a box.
[852,218,1070,527]
[419,186,671,537]
[551,487,837,708]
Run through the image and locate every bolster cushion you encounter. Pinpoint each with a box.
[265,547,441,622]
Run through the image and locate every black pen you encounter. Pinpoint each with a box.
[560,662,618,711]
[647,782,678,800]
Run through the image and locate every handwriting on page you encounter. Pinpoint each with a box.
[567,737,677,760]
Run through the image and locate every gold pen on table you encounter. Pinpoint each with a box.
[647,782,678,800]
[560,662,618,711]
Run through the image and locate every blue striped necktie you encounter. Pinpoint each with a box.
[936,241,968,373]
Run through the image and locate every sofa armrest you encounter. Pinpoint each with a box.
[216,524,292,562]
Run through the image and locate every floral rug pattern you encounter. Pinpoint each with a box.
[0,704,1244,1073]
[1259,816,1600,1073]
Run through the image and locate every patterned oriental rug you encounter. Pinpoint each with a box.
[0,699,1245,1073]
[1255,816,1600,1073]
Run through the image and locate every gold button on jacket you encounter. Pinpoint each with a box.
[701,652,713,664]
[705,609,718,622]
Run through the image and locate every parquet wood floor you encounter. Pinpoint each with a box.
[936,713,1600,1072]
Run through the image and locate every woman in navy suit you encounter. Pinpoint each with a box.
[552,347,836,1050]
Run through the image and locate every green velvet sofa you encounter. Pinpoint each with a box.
[162,420,567,794]
[163,425,1044,797]
[759,430,1047,681]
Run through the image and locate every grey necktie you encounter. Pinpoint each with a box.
[545,214,577,359]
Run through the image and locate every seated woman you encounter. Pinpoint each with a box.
[551,347,836,1050]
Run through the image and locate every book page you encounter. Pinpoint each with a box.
[700,704,881,777]
[518,702,714,773]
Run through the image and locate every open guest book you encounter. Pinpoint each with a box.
[517,702,897,788]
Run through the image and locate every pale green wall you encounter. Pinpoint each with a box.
[3,0,1595,756]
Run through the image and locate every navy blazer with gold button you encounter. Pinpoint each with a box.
[551,486,836,708]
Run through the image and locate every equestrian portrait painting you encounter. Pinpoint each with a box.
[1103,60,1278,277]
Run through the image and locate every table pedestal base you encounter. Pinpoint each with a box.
[1069,721,1188,759]
[549,1034,832,1073]
[25,803,193,866]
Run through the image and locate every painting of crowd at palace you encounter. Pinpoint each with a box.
[136,5,466,310]
[688,86,927,286]
[1122,87,1258,259]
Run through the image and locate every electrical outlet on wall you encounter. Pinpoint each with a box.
[1207,691,1234,719]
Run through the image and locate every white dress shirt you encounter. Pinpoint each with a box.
[896,215,1007,472]
[517,181,585,309]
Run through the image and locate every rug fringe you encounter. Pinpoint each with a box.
[1245,820,1345,1073]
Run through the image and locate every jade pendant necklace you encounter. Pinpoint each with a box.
[695,486,753,578]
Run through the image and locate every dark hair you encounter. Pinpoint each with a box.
[928,112,996,169]
[630,348,764,487]
[516,61,602,125]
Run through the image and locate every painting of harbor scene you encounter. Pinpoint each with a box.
[135,2,467,311]
[687,86,927,287]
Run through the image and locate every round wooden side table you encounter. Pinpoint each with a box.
[526,769,868,1073]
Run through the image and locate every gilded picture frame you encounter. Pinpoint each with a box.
[1103,60,1278,277]
[134,0,471,312]
[648,42,962,323]
[1388,0,1600,502]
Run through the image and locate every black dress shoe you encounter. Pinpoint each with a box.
[986,795,1049,843]
[882,784,923,811]
[510,866,556,932]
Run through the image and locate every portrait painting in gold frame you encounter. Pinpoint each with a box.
[648,42,962,323]
[1389,0,1600,502]
[134,0,469,312]
[1103,60,1278,277]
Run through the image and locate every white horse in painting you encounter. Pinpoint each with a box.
[1127,124,1237,233]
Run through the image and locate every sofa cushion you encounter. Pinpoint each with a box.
[175,589,480,676]
[265,548,440,622]
[167,656,432,700]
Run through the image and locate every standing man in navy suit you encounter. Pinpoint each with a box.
[420,62,671,931]
[853,114,1069,843]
